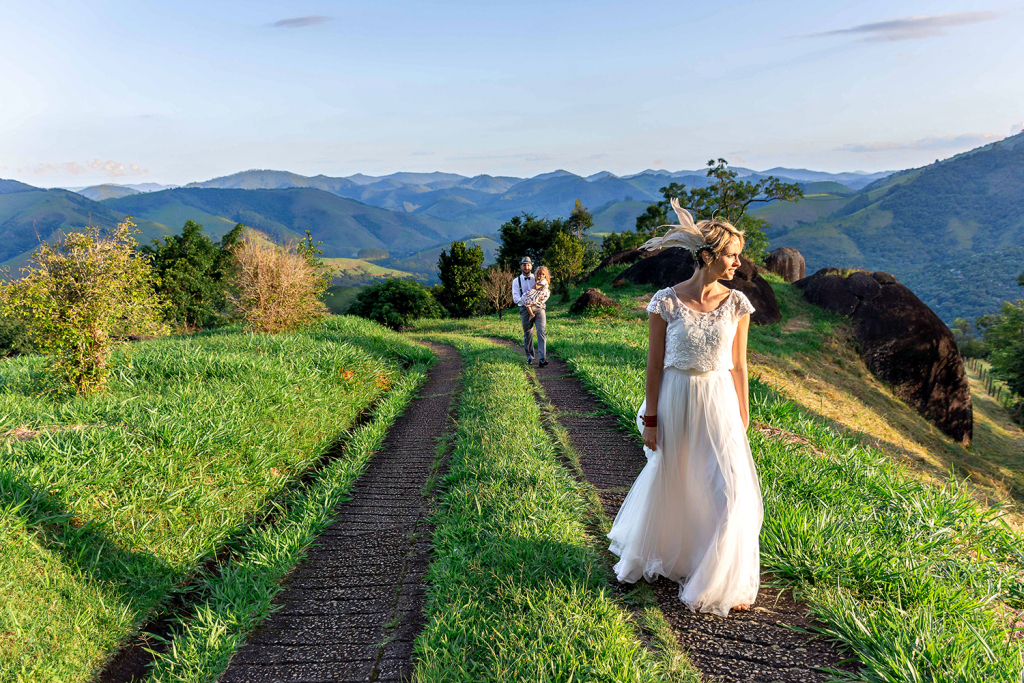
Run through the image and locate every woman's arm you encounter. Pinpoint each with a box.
[730,314,751,429]
[643,313,668,449]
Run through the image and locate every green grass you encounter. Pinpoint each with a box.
[0,316,432,682]
[410,334,693,682]
[145,364,430,682]
[412,281,1024,682]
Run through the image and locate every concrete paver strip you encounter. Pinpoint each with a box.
[220,342,460,683]
[489,337,848,683]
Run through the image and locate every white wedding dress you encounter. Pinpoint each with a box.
[608,287,763,617]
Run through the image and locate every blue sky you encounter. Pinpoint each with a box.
[1,0,1021,186]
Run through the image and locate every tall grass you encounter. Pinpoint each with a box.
[0,316,431,682]
[412,334,687,682]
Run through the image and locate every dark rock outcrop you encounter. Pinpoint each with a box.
[569,288,621,315]
[764,247,806,282]
[795,268,972,444]
[594,247,652,272]
[617,248,781,325]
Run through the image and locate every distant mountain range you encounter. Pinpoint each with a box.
[8,148,1020,323]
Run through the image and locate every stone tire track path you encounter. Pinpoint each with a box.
[491,337,849,683]
[219,342,460,683]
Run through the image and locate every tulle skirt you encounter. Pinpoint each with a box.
[607,367,763,617]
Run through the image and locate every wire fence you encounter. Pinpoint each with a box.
[964,357,1021,412]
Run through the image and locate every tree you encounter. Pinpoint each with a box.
[659,159,803,223]
[495,213,568,269]
[348,278,444,330]
[481,264,516,320]
[436,241,485,318]
[566,199,594,240]
[641,159,802,264]
[142,220,243,329]
[295,230,335,299]
[981,299,1024,396]
[0,219,167,394]
[544,232,585,302]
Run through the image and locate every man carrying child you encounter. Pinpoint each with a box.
[511,256,550,367]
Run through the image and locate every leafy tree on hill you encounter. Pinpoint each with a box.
[545,232,585,303]
[348,278,444,330]
[566,199,594,240]
[640,159,801,264]
[142,220,243,329]
[983,300,1024,397]
[495,213,568,268]
[295,230,334,299]
[436,241,485,318]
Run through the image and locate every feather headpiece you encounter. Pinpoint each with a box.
[639,198,707,252]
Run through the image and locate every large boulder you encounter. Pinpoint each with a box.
[569,288,621,315]
[617,248,781,325]
[794,268,972,445]
[764,247,806,282]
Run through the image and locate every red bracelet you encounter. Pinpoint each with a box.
[642,414,657,428]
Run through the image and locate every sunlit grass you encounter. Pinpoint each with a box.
[0,316,431,682]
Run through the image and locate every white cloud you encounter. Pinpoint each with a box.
[810,11,998,42]
[1012,122,1024,136]
[270,16,331,28]
[16,159,149,178]
[837,133,1001,153]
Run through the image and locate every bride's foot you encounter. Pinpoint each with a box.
[733,603,751,611]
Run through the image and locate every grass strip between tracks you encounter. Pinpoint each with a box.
[411,333,683,682]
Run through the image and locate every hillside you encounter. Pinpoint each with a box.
[76,184,141,201]
[105,187,475,257]
[767,131,1024,322]
[0,182,171,268]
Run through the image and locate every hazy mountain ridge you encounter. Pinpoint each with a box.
[105,187,476,257]
[174,165,880,236]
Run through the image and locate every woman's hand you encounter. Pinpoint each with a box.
[643,426,657,450]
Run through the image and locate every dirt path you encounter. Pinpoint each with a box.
[219,342,460,683]
[491,337,847,683]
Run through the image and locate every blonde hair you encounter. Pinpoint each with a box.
[534,266,551,286]
[640,199,746,267]
[694,219,745,268]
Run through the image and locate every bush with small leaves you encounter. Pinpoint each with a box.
[348,278,444,330]
[0,219,167,394]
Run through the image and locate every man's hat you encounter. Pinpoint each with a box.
[520,256,533,264]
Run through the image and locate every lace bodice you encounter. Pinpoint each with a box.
[647,288,755,372]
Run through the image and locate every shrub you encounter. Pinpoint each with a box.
[0,315,33,357]
[0,219,166,394]
[348,278,444,330]
[142,220,242,329]
[231,232,329,333]
[481,264,516,320]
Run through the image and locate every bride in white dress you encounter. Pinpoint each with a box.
[608,200,763,617]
